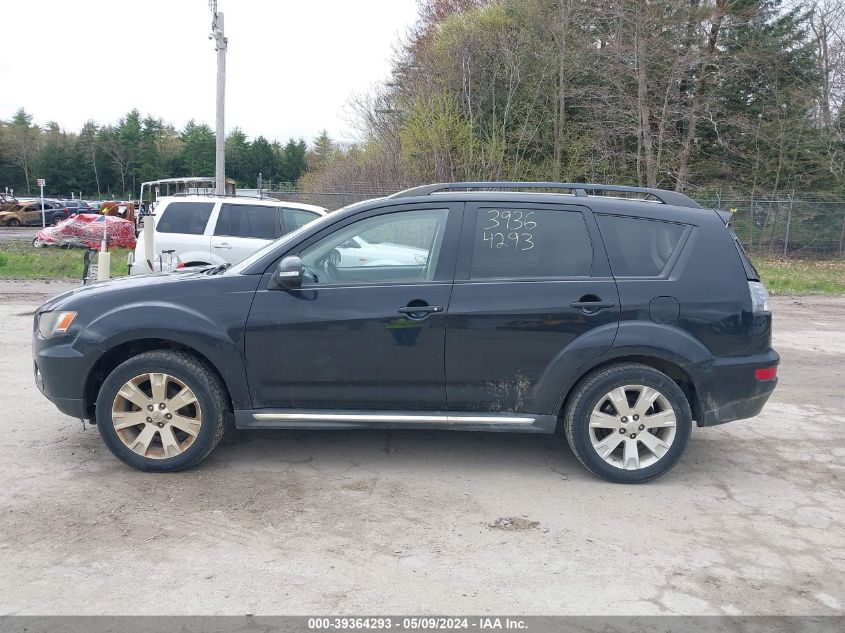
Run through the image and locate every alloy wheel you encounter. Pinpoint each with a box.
[111,373,202,459]
[588,385,677,470]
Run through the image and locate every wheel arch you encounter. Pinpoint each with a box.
[557,354,704,427]
[82,338,233,420]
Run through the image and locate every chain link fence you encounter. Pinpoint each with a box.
[693,195,845,259]
[264,185,845,259]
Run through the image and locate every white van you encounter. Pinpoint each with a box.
[129,195,326,274]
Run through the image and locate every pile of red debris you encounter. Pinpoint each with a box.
[34,213,137,250]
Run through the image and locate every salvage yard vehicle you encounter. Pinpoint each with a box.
[0,200,67,226]
[0,193,18,212]
[33,213,137,249]
[128,195,325,273]
[33,182,779,483]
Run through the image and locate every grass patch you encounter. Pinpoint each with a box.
[752,257,845,295]
[0,240,130,280]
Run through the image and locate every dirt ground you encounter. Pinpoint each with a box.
[0,280,843,615]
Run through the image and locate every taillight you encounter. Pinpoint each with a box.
[755,367,777,381]
[748,281,771,314]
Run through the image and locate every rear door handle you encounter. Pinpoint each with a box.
[570,300,616,311]
[398,305,443,319]
[213,243,232,249]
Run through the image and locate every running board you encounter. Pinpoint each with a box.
[234,410,557,433]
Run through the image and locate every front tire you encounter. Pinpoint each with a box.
[95,350,230,472]
[564,364,692,484]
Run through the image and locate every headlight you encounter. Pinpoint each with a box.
[38,311,77,338]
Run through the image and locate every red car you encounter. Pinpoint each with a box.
[33,213,137,249]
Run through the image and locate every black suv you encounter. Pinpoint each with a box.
[33,183,778,483]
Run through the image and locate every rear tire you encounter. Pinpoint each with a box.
[564,363,692,484]
[6,218,20,227]
[95,350,230,472]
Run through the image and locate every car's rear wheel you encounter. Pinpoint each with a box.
[564,364,692,484]
[95,350,230,471]
[6,218,20,227]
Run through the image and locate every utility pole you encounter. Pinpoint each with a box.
[210,1,228,195]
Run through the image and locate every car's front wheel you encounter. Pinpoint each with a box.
[95,350,230,471]
[564,364,692,484]
[5,218,20,227]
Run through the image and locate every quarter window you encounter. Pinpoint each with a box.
[596,215,686,277]
[285,208,321,232]
[469,208,592,279]
[215,204,279,240]
[157,202,214,235]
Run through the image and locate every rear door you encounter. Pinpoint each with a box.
[210,203,281,264]
[445,202,620,414]
[154,200,215,265]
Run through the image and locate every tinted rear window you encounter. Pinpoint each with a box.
[470,208,592,279]
[285,208,321,232]
[157,202,214,235]
[214,204,279,240]
[597,215,686,277]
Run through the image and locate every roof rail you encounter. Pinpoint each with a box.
[389,182,701,209]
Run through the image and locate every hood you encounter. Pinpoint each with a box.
[36,270,211,313]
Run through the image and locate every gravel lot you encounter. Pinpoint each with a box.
[1,280,843,615]
[0,227,40,243]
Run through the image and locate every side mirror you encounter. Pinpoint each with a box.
[269,256,303,290]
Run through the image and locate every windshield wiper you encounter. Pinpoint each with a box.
[204,263,232,275]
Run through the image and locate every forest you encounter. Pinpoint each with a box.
[0,109,312,199]
[2,0,844,200]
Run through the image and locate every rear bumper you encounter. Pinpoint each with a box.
[697,349,779,426]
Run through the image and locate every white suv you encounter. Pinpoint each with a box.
[130,195,326,274]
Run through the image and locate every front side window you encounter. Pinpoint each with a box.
[596,215,686,277]
[469,207,593,279]
[299,208,449,286]
[215,204,278,240]
[157,202,214,235]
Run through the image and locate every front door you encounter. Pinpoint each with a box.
[445,202,620,414]
[244,203,462,411]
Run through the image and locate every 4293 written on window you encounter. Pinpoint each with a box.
[470,207,593,279]
[480,209,537,250]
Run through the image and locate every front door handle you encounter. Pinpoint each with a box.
[213,243,232,249]
[570,300,616,311]
[398,304,443,319]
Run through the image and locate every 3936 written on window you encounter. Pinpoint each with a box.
[470,208,593,280]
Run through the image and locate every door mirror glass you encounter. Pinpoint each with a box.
[269,256,303,290]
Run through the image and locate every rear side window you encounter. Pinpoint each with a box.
[597,215,686,277]
[470,208,592,279]
[285,208,321,232]
[157,202,214,235]
[215,204,279,240]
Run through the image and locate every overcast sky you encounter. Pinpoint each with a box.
[1,0,419,144]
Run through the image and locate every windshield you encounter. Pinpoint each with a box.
[226,211,336,275]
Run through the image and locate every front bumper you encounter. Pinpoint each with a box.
[697,349,779,426]
[33,329,99,420]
